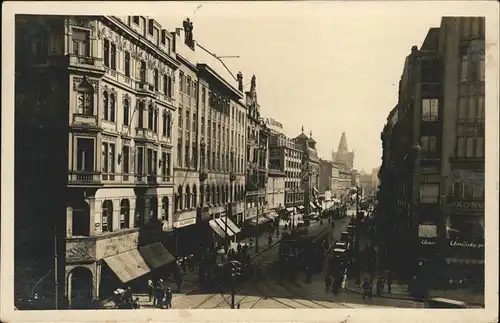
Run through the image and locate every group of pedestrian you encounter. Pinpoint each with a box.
[360,271,393,300]
[148,279,173,309]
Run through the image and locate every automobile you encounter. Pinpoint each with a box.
[347,224,356,234]
[340,231,353,243]
[334,241,349,250]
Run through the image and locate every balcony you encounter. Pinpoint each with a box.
[136,81,157,97]
[68,171,102,186]
[68,54,105,74]
[229,172,236,182]
[135,128,156,142]
[159,135,172,145]
[199,170,208,182]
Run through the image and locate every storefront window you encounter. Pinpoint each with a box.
[445,215,484,242]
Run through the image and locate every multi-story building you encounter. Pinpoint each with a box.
[170,20,247,255]
[334,161,352,202]
[267,166,286,211]
[319,159,336,194]
[377,17,485,286]
[294,129,321,215]
[15,15,179,308]
[244,77,269,223]
[268,125,304,214]
[359,171,373,197]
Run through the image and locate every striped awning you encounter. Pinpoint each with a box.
[215,218,235,236]
[445,258,484,265]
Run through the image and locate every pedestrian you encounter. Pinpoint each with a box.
[132,297,141,309]
[124,286,133,303]
[325,275,332,292]
[268,235,272,248]
[249,237,254,248]
[237,303,241,309]
[376,278,384,297]
[237,242,242,254]
[362,278,372,300]
[147,279,154,302]
[387,271,393,294]
[164,287,173,309]
[284,223,288,231]
[155,279,164,308]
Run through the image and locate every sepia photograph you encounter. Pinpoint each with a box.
[1,2,498,323]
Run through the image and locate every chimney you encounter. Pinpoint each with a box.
[183,17,195,49]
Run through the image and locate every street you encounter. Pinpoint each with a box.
[132,210,422,309]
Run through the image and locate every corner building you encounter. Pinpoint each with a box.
[15,15,179,308]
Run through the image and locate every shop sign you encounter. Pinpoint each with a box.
[454,201,484,210]
[174,217,196,228]
[97,231,139,259]
[66,241,96,262]
[420,238,437,246]
[449,240,484,249]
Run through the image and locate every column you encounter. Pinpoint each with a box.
[66,205,73,237]
[112,199,120,232]
[129,197,136,228]
[87,197,97,236]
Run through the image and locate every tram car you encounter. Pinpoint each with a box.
[279,222,331,272]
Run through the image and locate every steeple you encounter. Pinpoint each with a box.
[337,132,348,154]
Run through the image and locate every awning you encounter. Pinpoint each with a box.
[286,207,295,213]
[104,242,175,283]
[209,219,227,239]
[215,218,235,236]
[249,216,271,225]
[297,205,305,211]
[265,211,279,221]
[221,216,241,234]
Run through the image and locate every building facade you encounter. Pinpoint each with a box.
[16,15,179,308]
[268,130,304,212]
[266,169,286,210]
[332,132,355,169]
[377,17,485,286]
[171,21,246,255]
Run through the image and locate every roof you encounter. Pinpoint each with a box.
[173,22,242,97]
[295,132,309,140]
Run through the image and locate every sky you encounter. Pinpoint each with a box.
[156,3,449,172]
[118,1,490,173]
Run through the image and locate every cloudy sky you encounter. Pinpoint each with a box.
[153,1,488,172]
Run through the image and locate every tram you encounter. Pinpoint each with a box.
[278,222,331,273]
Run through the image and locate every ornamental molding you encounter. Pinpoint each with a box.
[122,93,131,103]
[66,18,93,29]
[101,84,118,96]
[73,76,99,91]
[102,134,117,142]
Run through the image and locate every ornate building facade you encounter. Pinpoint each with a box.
[16,15,179,308]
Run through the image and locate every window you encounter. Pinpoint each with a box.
[477,96,485,119]
[186,111,190,132]
[192,113,197,133]
[185,186,191,209]
[476,136,484,157]
[193,81,198,98]
[76,138,94,171]
[133,16,140,25]
[124,52,131,77]
[103,92,109,120]
[147,105,154,130]
[103,39,110,67]
[138,101,145,128]
[472,182,484,199]
[186,77,192,96]
[185,139,190,167]
[458,96,467,120]
[460,55,468,82]
[109,93,116,122]
[179,72,185,93]
[148,20,154,35]
[122,145,130,175]
[135,197,144,227]
[102,142,116,177]
[192,144,197,168]
[479,53,485,81]
[154,69,159,91]
[137,147,144,175]
[421,98,439,121]
[467,95,476,119]
[177,139,182,167]
[466,137,474,157]
[456,136,466,157]
[72,29,90,56]
[162,197,169,222]
[178,107,183,128]
[202,87,206,105]
[76,82,94,115]
[120,200,130,229]
[110,43,116,70]
[161,152,170,179]
[163,75,172,97]
[139,61,146,82]
[102,200,113,232]
[201,117,205,136]
[123,99,130,126]
[161,30,166,45]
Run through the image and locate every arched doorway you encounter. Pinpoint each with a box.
[71,200,90,236]
[68,267,93,309]
[120,199,130,229]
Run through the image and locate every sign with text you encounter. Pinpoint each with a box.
[449,240,484,249]
[173,217,196,228]
[66,240,96,262]
[96,231,139,259]
[420,238,438,246]
[453,201,484,210]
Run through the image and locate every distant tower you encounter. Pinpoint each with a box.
[332,132,354,169]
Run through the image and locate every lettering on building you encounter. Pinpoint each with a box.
[449,240,484,249]
[454,201,484,210]
[420,239,437,245]
[67,243,93,260]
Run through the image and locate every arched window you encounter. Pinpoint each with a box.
[76,79,94,115]
[193,185,197,208]
[176,185,183,210]
[138,101,145,128]
[139,60,146,82]
[120,199,130,229]
[135,197,145,227]
[162,197,169,221]
[109,93,116,122]
[148,104,154,131]
[153,108,158,133]
[166,113,172,137]
[217,186,221,205]
[213,185,217,205]
[102,200,113,232]
[185,186,191,209]
[103,92,109,120]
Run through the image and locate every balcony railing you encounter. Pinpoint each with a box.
[68,54,104,72]
[68,171,102,185]
[72,114,98,127]
[135,127,156,140]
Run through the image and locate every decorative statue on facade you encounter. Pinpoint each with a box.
[183,18,194,45]
[250,75,256,92]
[237,71,243,91]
